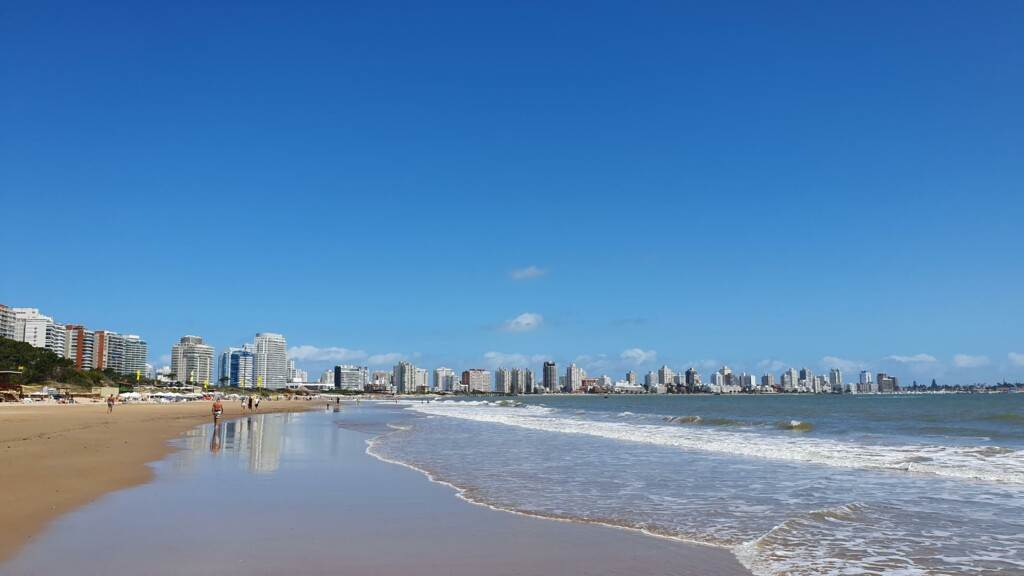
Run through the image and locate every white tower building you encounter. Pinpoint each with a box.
[171,335,215,385]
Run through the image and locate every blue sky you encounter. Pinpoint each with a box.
[2,1,1022,383]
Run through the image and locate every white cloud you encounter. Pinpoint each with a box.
[502,312,543,332]
[482,351,549,369]
[158,353,172,365]
[510,266,546,280]
[821,356,865,372]
[757,358,787,372]
[288,345,367,362]
[1009,352,1024,366]
[620,348,657,365]
[953,354,990,368]
[885,353,937,364]
[367,352,404,366]
[574,354,612,373]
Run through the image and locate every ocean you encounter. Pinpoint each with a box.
[371,394,1024,575]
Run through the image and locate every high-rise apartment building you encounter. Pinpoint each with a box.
[644,370,657,389]
[877,373,898,393]
[797,368,814,391]
[218,349,231,385]
[495,367,513,394]
[717,366,734,387]
[461,369,491,393]
[122,335,147,378]
[334,365,368,391]
[761,373,775,389]
[781,368,799,392]
[93,330,127,373]
[319,370,334,385]
[433,367,456,392]
[860,372,872,392]
[171,335,215,385]
[828,368,843,393]
[512,368,534,394]
[219,346,254,388]
[414,367,429,391]
[685,367,700,390]
[370,371,393,392]
[858,370,874,393]
[65,325,95,370]
[44,323,67,358]
[657,365,675,386]
[0,305,15,340]
[12,308,52,348]
[253,332,288,389]
[565,363,584,392]
[393,361,417,394]
[542,361,558,392]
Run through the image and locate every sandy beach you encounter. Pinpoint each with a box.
[0,399,317,563]
[1,403,751,575]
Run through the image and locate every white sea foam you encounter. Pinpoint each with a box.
[408,401,1024,485]
[377,401,1024,576]
[733,500,1024,576]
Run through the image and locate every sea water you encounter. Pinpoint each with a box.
[371,394,1024,575]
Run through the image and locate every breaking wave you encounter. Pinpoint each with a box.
[408,401,1024,485]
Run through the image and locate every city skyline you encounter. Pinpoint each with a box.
[3,299,1022,387]
[3,3,1022,384]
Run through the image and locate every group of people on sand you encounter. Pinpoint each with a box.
[106,393,268,426]
[212,394,260,423]
[241,395,261,412]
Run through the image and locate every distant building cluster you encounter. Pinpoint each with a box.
[295,359,907,396]
[200,332,290,389]
[0,303,149,377]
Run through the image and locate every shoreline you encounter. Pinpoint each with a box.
[364,426,739,554]
[0,400,319,563]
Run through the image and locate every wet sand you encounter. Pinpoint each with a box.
[1,404,751,575]
[0,400,318,563]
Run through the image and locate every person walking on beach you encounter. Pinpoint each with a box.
[106,394,115,414]
[212,398,224,424]
[254,396,261,411]
[248,395,253,411]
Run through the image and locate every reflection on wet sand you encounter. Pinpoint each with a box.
[181,413,294,473]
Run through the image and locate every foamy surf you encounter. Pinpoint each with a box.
[372,398,1024,576]
[408,401,1024,485]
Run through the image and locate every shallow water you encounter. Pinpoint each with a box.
[374,394,1024,575]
